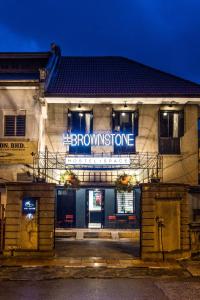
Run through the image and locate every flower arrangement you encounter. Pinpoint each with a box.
[60,170,80,188]
[115,173,136,193]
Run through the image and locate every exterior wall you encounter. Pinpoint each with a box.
[141,183,190,261]
[3,183,55,256]
[0,88,44,182]
[45,103,199,185]
[162,105,198,185]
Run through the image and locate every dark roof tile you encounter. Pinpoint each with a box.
[46,56,200,97]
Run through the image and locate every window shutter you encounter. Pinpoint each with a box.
[133,111,139,137]
[178,111,184,137]
[16,115,26,136]
[4,115,15,136]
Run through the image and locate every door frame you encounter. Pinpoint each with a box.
[85,188,105,228]
[56,188,76,227]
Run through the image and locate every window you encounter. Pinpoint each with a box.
[116,191,135,214]
[112,110,138,154]
[159,110,184,154]
[68,110,93,154]
[4,115,26,136]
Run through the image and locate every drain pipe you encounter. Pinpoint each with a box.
[155,216,165,261]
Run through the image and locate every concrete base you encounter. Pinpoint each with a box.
[3,250,55,257]
[55,228,140,240]
[142,250,191,261]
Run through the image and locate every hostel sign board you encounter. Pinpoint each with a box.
[66,156,131,165]
[0,140,38,164]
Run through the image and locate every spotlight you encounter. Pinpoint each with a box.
[78,103,81,108]
[79,112,83,117]
[124,102,127,108]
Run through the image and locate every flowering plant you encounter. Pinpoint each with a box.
[115,173,136,193]
[60,170,80,188]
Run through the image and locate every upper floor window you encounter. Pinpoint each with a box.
[4,115,26,137]
[159,110,184,154]
[68,110,93,154]
[112,110,138,154]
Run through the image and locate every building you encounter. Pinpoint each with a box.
[0,44,200,232]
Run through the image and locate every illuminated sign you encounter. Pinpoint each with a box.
[22,198,36,215]
[65,156,130,165]
[63,132,134,147]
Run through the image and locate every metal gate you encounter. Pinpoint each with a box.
[0,204,5,252]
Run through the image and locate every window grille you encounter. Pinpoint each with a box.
[4,115,26,137]
[116,191,134,214]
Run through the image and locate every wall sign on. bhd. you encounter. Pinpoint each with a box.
[0,140,38,164]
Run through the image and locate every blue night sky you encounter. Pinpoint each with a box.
[0,0,200,83]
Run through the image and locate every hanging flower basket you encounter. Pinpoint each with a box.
[115,173,136,193]
[60,170,80,188]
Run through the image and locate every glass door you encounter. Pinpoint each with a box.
[87,189,104,228]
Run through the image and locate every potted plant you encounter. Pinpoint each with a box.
[60,170,80,188]
[115,173,136,193]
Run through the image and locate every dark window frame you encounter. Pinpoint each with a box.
[4,115,26,137]
[112,109,138,154]
[158,110,184,155]
[67,109,93,155]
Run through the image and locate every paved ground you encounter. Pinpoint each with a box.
[55,239,140,258]
[0,278,200,300]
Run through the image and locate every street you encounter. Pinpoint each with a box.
[0,278,200,300]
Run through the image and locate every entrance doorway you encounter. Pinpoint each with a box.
[86,189,104,228]
[56,189,76,227]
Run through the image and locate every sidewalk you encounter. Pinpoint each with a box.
[0,255,199,280]
[0,237,200,280]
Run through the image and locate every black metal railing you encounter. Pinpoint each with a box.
[33,148,163,185]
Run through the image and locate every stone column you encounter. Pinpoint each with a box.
[140,183,191,260]
[4,182,55,256]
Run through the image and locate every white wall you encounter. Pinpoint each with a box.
[45,102,199,185]
[0,87,44,181]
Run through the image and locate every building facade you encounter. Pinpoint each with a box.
[0,44,200,230]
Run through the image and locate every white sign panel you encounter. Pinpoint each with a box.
[65,156,131,165]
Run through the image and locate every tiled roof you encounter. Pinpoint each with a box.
[46,56,200,97]
[0,53,50,81]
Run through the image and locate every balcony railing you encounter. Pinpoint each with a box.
[32,149,163,185]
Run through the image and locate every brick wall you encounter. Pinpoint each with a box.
[4,183,55,256]
[141,183,191,261]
